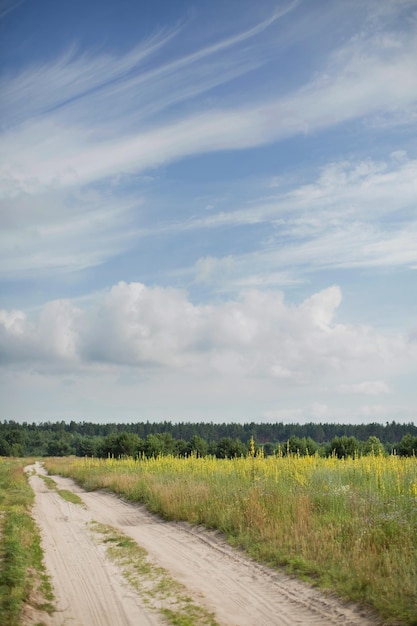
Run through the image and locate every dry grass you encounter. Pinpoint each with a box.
[45,453,417,625]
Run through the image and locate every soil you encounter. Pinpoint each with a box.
[26,462,379,626]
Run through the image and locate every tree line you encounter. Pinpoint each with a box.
[0,419,416,458]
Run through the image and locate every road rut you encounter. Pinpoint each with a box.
[28,462,378,626]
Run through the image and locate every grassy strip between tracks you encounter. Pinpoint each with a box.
[39,473,85,506]
[90,521,219,626]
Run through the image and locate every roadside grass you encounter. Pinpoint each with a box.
[39,474,84,506]
[44,454,417,626]
[90,521,219,626]
[0,458,54,626]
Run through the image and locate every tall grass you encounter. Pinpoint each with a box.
[45,453,417,625]
[0,459,54,625]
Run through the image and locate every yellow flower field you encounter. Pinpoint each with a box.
[45,452,417,625]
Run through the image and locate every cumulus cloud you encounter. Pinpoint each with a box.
[1,2,416,422]
[80,282,204,368]
[0,300,80,366]
[1,280,416,422]
[0,282,413,385]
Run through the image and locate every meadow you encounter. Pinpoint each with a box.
[44,450,417,626]
[0,459,54,625]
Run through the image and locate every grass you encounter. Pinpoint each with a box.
[44,453,417,626]
[39,474,85,506]
[0,458,54,626]
[90,521,219,626]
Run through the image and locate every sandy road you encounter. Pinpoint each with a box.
[28,462,378,626]
[26,464,164,626]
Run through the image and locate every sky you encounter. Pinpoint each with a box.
[1,0,417,424]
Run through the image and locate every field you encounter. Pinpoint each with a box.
[44,451,417,625]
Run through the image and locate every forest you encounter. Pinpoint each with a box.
[1,419,416,458]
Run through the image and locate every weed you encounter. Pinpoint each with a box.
[0,459,54,626]
[45,454,417,625]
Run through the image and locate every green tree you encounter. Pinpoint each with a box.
[0,438,11,456]
[99,432,141,458]
[397,434,417,457]
[74,435,99,457]
[174,439,188,457]
[114,433,141,458]
[330,436,359,459]
[363,436,385,456]
[215,437,247,458]
[262,442,275,456]
[142,433,175,457]
[99,433,118,457]
[47,437,72,456]
[187,435,208,457]
[284,436,318,456]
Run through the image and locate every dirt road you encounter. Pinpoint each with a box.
[27,462,377,626]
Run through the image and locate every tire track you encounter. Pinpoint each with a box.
[27,465,164,626]
[38,467,379,626]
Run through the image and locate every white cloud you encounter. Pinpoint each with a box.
[0,186,141,277]
[1,280,415,422]
[190,154,417,233]
[338,381,390,395]
[1,1,416,422]
[195,256,237,285]
[81,281,204,368]
[1,5,416,280]
[1,6,416,197]
[0,8,301,194]
[0,29,179,127]
[0,300,80,366]
[0,282,414,385]
[2,147,416,282]
[191,155,417,292]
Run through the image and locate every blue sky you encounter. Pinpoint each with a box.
[1,0,416,424]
